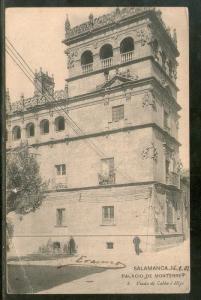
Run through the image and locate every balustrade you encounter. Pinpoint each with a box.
[82,63,93,74]
[121,51,134,63]
[101,57,113,69]
[98,172,115,185]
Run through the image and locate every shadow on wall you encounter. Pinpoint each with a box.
[7,264,107,294]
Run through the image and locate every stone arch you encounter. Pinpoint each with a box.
[55,116,65,131]
[40,119,49,135]
[100,44,113,59]
[120,37,134,53]
[12,126,21,140]
[26,123,35,138]
[81,50,93,65]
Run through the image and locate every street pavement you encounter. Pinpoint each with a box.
[35,240,190,294]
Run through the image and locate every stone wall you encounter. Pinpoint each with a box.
[9,184,156,256]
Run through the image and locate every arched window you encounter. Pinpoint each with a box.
[100,44,113,60]
[81,50,93,65]
[160,51,167,70]
[120,37,134,62]
[81,50,93,73]
[100,44,113,68]
[26,123,35,138]
[12,126,21,140]
[40,119,49,135]
[55,116,65,132]
[120,37,134,54]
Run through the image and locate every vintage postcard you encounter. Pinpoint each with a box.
[5,7,190,294]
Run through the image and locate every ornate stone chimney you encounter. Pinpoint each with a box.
[34,68,55,97]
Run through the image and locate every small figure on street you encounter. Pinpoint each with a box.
[68,236,76,255]
[133,236,142,255]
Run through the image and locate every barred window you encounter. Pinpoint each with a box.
[166,200,175,225]
[55,164,66,176]
[112,105,124,122]
[56,208,65,226]
[106,242,114,249]
[102,206,114,225]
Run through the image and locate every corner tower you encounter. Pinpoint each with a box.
[63,7,179,100]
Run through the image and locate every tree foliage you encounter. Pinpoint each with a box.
[6,143,47,214]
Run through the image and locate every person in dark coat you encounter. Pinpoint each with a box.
[69,237,76,255]
[133,236,142,255]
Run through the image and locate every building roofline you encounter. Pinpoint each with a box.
[63,8,178,55]
[6,75,181,117]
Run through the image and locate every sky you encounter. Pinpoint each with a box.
[5,7,189,169]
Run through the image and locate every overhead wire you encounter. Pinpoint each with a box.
[6,46,105,158]
[6,37,135,182]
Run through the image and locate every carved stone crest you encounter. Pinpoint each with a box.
[142,143,158,161]
[137,25,153,46]
[176,159,183,173]
[66,49,78,69]
[142,91,157,110]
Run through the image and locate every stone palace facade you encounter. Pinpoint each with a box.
[6,7,186,257]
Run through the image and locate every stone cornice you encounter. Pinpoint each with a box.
[44,180,180,194]
[7,75,181,120]
[66,55,179,92]
[6,123,181,151]
[63,7,178,55]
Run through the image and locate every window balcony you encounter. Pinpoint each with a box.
[98,172,115,185]
[51,177,68,190]
[166,172,180,188]
[82,63,93,74]
[121,51,134,63]
[101,57,113,69]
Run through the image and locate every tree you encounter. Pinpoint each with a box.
[6,143,47,251]
[6,143,47,215]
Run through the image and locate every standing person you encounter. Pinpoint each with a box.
[69,237,76,255]
[133,236,142,255]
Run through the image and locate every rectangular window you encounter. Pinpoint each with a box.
[165,194,176,226]
[55,164,66,176]
[56,208,66,226]
[106,242,114,249]
[99,158,115,185]
[102,206,114,225]
[112,105,124,122]
[101,158,114,175]
[164,111,170,131]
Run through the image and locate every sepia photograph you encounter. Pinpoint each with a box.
[5,6,190,294]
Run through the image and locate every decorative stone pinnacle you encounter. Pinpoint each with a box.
[89,13,94,25]
[173,28,177,45]
[142,91,157,110]
[116,7,120,14]
[65,14,71,33]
